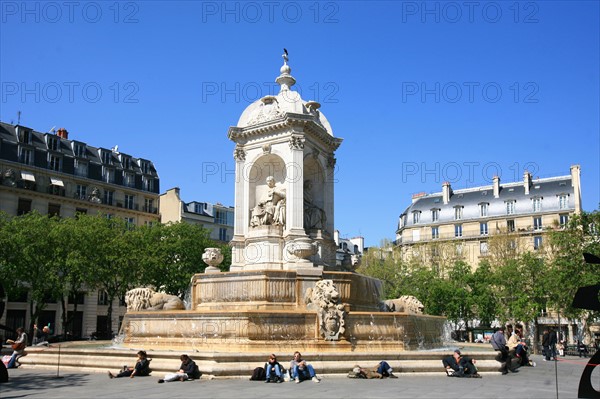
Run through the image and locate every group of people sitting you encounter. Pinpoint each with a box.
[490,324,535,375]
[107,352,201,383]
[255,352,321,383]
[442,349,482,378]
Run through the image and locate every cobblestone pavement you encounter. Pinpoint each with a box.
[2,355,596,399]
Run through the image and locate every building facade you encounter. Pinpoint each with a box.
[395,166,583,344]
[0,122,160,339]
[395,166,582,267]
[160,187,234,243]
[333,230,364,269]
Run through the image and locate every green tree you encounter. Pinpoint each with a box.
[470,260,498,327]
[0,211,61,340]
[75,215,143,338]
[546,211,600,340]
[140,222,214,298]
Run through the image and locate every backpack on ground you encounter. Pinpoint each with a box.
[250,367,266,381]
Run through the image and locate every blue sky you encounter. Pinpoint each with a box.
[1,1,598,246]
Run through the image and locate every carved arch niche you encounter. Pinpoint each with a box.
[248,153,287,219]
[303,155,327,231]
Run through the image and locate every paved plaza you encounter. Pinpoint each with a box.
[2,354,596,399]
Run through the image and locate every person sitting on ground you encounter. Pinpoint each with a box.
[348,361,398,379]
[6,327,27,369]
[264,354,284,383]
[108,350,151,379]
[442,350,481,378]
[158,354,201,383]
[34,326,51,347]
[289,351,320,383]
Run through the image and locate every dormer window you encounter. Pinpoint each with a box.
[101,150,112,165]
[558,194,569,210]
[73,143,87,158]
[454,206,463,220]
[47,135,59,151]
[18,128,32,144]
[532,197,542,212]
[412,211,421,224]
[431,209,439,222]
[479,203,489,217]
[506,200,516,215]
[122,156,132,170]
[139,160,150,174]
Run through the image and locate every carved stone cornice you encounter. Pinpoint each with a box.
[228,113,342,152]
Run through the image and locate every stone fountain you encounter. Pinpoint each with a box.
[119,51,446,356]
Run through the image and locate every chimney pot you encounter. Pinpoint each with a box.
[493,176,501,198]
[523,171,532,195]
[442,182,452,204]
[56,128,69,139]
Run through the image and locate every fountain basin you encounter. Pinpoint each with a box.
[120,270,445,353]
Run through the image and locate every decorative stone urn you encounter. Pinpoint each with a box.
[288,237,317,265]
[202,247,224,273]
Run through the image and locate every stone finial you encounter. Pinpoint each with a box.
[276,49,296,92]
[202,247,224,273]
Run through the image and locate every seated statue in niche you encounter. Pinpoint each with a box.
[304,180,326,230]
[250,176,286,228]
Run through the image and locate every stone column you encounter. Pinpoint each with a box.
[286,133,305,236]
[230,146,246,271]
[233,146,246,237]
[325,154,336,234]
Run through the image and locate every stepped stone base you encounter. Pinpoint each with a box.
[13,343,503,378]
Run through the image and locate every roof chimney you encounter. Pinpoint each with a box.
[523,171,532,195]
[493,176,500,198]
[442,181,452,204]
[570,164,582,214]
[56,128,69,139]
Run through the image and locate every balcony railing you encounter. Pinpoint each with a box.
[398,227,550,245]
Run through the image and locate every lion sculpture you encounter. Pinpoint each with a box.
[125,287,185,311]
[383,295,424,314]
[305,279,346,341]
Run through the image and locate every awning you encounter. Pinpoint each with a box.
[21,171,35,182]
[50,178,64,187]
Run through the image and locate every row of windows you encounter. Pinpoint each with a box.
[415,215,569,241]
[16,198,139,226]
[411,195,570,224]
[17,147,155,189]
[414,236,544,258]
[17,130,152,173]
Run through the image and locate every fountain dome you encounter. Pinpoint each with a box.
[236,54,334,136]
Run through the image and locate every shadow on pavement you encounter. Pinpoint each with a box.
[2,373,90,397]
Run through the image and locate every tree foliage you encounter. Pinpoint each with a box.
[359,209,599,338]
[0,211,231,338]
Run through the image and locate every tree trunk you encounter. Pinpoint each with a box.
[532,317,539,355]
[107,296,114,339]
